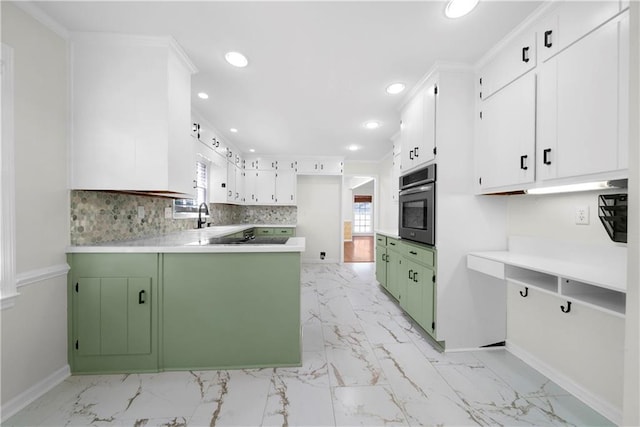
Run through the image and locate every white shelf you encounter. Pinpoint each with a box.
[560,279,626,316]
[506,265,558,293]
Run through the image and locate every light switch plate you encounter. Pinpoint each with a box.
[164,207,172,219]
[137,206,145,219]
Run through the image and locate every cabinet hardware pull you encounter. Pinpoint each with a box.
[409,149,414,160]
[390,242,396,246]
[138,290,146,304]
[413,272,419,282]
[560,301,572,313]
[520,155,528,170]
[382,254,386,262]
[414,147,419,157]
[522,46,530,63]
[520,287,529,297]
[543,148,552,165]
[408,269,414,280]
[544,30,553,48]
[409,250,417,255]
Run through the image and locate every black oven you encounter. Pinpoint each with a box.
[399,164,435,246]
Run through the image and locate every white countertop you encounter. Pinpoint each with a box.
[67,224,305,254]
[375,229,400,239]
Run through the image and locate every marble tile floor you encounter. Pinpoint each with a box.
[6,263,614,427]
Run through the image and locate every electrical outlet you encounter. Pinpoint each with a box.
[320,251,326,260]
[137,206,145,219]
[164,207,173,219]
[575,206,589,225]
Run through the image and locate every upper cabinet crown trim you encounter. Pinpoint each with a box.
[71,32,198,74]
[399,61,472,111]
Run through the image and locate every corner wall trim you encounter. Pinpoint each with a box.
[16,264,70,289]
[506,341,621,425]
[1,364,71,422]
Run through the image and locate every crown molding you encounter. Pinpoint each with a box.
[12,1,70,40]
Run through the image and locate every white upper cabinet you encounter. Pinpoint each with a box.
[475,3,629,194]
[244,158,297,205]
[275,170,297,205]
[477,72,536,191]
[70,34,197,196]
[297,158,343,175]
[480,30,536,100]
[400,82,436,172]
[537,12,628,181]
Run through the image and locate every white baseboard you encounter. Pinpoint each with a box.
[1,364,71,422]
[506,341,621,425]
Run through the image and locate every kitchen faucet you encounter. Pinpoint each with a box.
[197,202,209,229]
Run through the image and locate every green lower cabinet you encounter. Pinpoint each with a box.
[273,227,295,236]
[68,254,159,374]
[162,252,301,370]
[255,227,275,235]
[375,245,388,288]
[386,247,402,300]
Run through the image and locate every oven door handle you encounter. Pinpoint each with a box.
[399,185,433,196]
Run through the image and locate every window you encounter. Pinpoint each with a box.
[173,160,209,218]
[353,195,372,234]
[1,43,18,309]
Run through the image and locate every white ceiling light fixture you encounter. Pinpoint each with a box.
[230,128,238,133]
[348,144,359,151]
[445,0,480,19]
[363,120,381,130]
[386,82,406,95]
[225,51,248,68]
[197,92,209,99]
[249,148,256,153]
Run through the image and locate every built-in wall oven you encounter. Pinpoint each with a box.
[399,164,436,246]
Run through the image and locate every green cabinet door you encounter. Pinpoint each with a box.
[68,253,158,374]
[405,259,423,320]
[386,248,402,300]
[76,277,151,356]
[375,245,387,288]
[420,266,436,338]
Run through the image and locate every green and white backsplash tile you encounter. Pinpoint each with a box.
[70,191,297,245]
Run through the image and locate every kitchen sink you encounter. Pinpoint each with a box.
[206,236,289,245]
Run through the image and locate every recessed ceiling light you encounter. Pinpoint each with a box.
[197,92,209,99]
[225,51,248,68]
[364,121,381,130]
[249,148,256,153]
[230,128,238,133]
[386,83,406,95]
[445,0,479,19]
[348,145,359,151]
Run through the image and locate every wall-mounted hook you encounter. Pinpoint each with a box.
[519,287,529,297]
[560,301,572,313]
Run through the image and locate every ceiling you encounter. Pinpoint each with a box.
[34,1,542,162]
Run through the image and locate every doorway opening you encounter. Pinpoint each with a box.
[344,178,374,263]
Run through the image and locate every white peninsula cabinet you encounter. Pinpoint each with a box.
[475,3,629,194]
[70,34,197,196]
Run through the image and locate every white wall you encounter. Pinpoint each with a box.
[1,2,70,417]
[376,153,397,232]
[296,175,342,263]
[623,1,640,424]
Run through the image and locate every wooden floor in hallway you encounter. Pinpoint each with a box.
[344,236,374,263]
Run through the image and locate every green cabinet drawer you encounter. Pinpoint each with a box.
[273,227,295,236]
[256,227,275,235]
[387,237,400,250]
[403,241,435,268]
[376,234,387,246]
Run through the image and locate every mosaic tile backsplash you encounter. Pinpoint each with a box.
[70,191,297,245]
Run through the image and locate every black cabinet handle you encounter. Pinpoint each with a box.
[522,46,530,63]
[409,250,417,255]
[520,287,529,297]
[413,271,419,283]
[560,301,572,313]
[138,290,146,304]
[414,147,419,157]
[520,155,528,170]
[409,149,414,160]
[408,269,414,280]
[382,253,386,262]
[543,148,552,165]
[544,30,553,48]
[389,242,396,246]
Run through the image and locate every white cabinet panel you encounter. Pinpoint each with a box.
[275,170,296,205]
[400,84,436,172]
[477,72,536,191]
[71,34,196,196]
[538,14,624,180]
[297,158,343,175]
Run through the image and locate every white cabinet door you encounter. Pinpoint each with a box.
[254,170,276,204]
[297,159,343,175]
[234,166,245,203]
[278,159,298,172]
[538,14,625,180]
[226,164,236,203]
[275,170,296,205]
[480,30,536,99]
[477,72,536,192]
[401,85,436,171]
[391,154,401,202]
